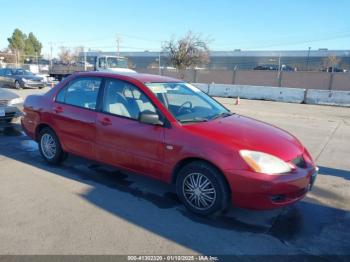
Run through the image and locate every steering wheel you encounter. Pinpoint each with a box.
[177,101,193,115]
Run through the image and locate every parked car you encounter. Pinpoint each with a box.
[254,64,279,71]
[21,72,318,216]
[0,68,45,89]
[253,64,294,71]
[322,67,346,73]
[0,88,23,123]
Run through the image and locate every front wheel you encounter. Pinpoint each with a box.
[38,127,66,164]
[176,161,230,216]
[14,80,22,89]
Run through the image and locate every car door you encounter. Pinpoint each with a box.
[52,76,102,159]
[95,78,167,179]
[3,69,14,87]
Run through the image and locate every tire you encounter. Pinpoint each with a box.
[38,127,66,165]
[176,161,230,216]
[14,80,22,89]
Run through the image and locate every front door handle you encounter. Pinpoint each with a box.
[54,106,64,113]
[99,117,112,126]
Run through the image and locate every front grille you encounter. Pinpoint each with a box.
[0,100,9,106]
[291,155,307,168]
[0,112,16,122]
[5,112,16,117]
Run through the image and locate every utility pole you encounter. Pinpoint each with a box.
[158,41,164,75]
[116,34,121,57]
[83,46,87,71]
[277,53,281,79]
[49,42,53,68]
[36,52,39,72]
[306,47,311,71]
[158,51,161,75]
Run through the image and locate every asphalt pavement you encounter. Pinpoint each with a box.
[0,87,349,257]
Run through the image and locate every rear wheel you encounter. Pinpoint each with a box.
[38,127,66,164]
[176,161,230,216]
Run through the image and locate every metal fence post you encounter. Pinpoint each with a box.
[232,68,237,85]
[278,71,283,87]
[328,72,334,90]
[194,69,198,83]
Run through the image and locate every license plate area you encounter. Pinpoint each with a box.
[0,109,5,117]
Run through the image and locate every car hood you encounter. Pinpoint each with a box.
[19,75,43,81]
[0,88,19,100]
[183,114,304,162]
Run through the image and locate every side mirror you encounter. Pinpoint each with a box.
[139,111,163,126]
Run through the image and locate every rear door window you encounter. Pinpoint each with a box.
[56,77,102,110]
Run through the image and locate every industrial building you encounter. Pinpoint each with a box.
[84,49,350,71]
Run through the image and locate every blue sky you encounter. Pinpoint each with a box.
[1,0,350,57]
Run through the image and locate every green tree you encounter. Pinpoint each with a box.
[7,28,26,51]
[7,28,26,60]
[7,29,42,62]
[25,32,42,56]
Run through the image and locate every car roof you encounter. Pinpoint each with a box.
[75,71,182,83]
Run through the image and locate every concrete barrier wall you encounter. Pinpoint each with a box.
[193,83,350,107]
[305,90,350,107]
[193,83,305,103]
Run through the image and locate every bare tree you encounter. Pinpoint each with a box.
[58,46,74,64]
[0,49,16,64]
[73,46,84,62]
[322,55,341,71]
[163,31,210,71]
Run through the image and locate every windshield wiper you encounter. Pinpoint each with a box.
[179,117,209,123]
[210,111,234,120]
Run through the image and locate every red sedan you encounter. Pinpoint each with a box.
[21,72,318,216]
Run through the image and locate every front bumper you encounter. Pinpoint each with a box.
[22,81,45,88]
[0,104,23,122]
[224,166,318,210]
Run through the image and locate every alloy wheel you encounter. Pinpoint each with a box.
[182,172,217,210]
[40,133,57,159]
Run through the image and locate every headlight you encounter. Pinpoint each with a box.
[21,78,29,82]
[8,97,24,106]
[239,150,291,174]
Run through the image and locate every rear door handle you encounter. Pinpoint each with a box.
[54,106,64,113]
[99,117,112,126]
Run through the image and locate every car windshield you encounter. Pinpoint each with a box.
[15,69,34,76]
[145,82,231,123]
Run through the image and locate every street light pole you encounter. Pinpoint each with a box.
[82,46,87,71]
[306,47,311,71]
[158,51,161,75]
[49,42,53,68]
